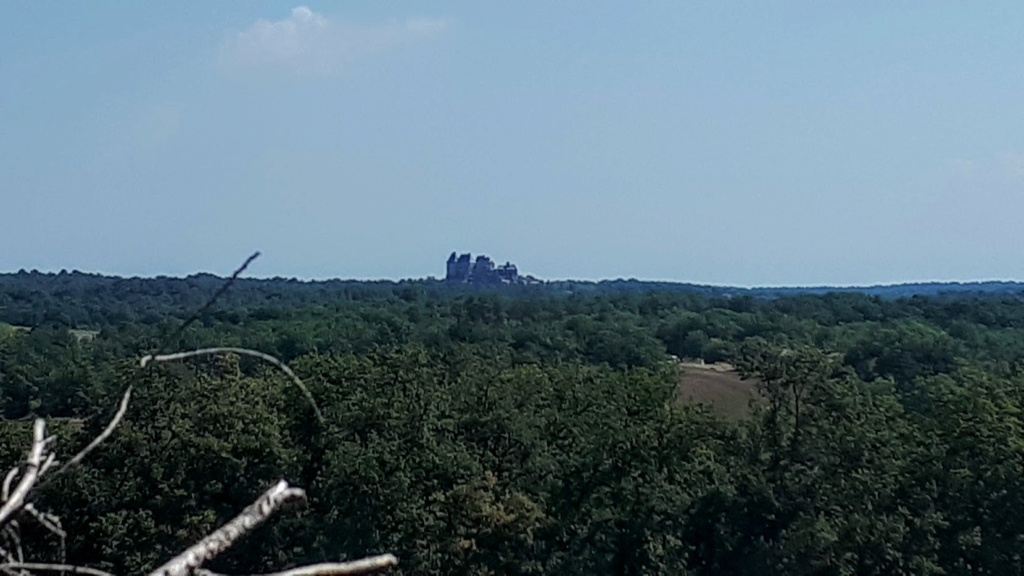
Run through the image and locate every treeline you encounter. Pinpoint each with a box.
[4,277,1024,573]
[5,269,1024,328]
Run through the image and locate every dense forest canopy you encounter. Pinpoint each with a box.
[4,269,1024,329]
[3,270,1024,574]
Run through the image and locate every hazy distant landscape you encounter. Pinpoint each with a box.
[4,264,1024,573]
[5,1,1024,574]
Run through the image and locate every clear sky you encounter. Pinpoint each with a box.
[2,2,1022,286]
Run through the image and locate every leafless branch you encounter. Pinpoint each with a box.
[147,480,305,576]
[21,504,65,563]
[150,480,396,576]
[0,384,131,572]
[0,563,114,576]
[2,524,23,563]
[20,507,63,541]
[58,387,132,475]
[0,252,397,575]
[196,555,399,576]
[2,471,18,503]
[162,252,261,351]
[4,414,395,574]
[139,348,323,423]
[0,422,49,529]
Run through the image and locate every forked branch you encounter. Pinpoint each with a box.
[0,253,394,575]
[148,481,304,576]
[0,364,392,576]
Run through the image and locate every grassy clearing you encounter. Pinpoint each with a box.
[0,323,31,338]
[675,361,759,419]
[69,329,100,342]
[0,324,99,342]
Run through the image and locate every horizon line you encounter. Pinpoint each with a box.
[3,267,1023,292]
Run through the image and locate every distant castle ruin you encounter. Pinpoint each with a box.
[445,252,538,285]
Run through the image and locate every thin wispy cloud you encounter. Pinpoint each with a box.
[219,6,450,76]
[948,150,1024,187]
[999,151,1024,183]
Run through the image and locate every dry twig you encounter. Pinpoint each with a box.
[58,387,132,476]
[0,386,131,570]
[148,480,304,576]
[0,562,114,576]
[1,402,393,576]
[0,252,395,575]
[0,421,51,529]
[196,556,399,576]
[163,252,261,349]
[139,348,323,423]
[148,480,396,576]
[2,471,18,503]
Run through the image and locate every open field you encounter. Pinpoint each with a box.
[0,323,30,338]
[69,329,100,342]
[676,361,759,419]
[0,324,99,342]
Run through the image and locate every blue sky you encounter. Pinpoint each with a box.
[2,2,1022,286]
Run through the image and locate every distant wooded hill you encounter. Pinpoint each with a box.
[1,269,1022,326]
[555,278,1024,299]
[7,266,1024,573]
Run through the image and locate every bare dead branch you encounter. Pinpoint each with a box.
[58,387,132,475]
[0,252,397,574]
[0,421,48,529]
[21,505,65,561]
[2,524,24,563]
[147,480,306,576]
[0,563,114,576]
[36,455,55,481]
[139,348,323,423]
[20,507,63,541]
[196,555,399,576]
[0,385,130,570]
[0,525,20,563]
[2,471,18,503]
[163,252,261,350]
